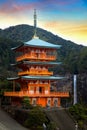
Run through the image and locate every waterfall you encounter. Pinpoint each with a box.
[73,75,77,105]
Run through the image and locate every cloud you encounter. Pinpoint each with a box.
[43,20,87,42]
[0,0,82,15]
[0,0,54,15]
[0,1,38,15]
[38,0,78,5]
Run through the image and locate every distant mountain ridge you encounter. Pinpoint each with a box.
[0,24,82,46]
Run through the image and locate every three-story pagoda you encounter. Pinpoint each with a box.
[4,10,69,107]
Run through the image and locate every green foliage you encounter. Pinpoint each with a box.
[47,121,57,130]
[0,37,21,71]
[78,47,87,73]
[78,120,84,130]
[64,51,79,73]
[22,96,32,109]
[0,79,13,96]
[0,25,33,41]
[69,104,87,129]
[24,106,47,129]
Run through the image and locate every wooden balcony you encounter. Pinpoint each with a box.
[28,83,50,87]
[4,91,69,98]
[16,54,56,62]
[18,70,53,76]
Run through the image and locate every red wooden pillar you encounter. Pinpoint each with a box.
[58,98,61,107]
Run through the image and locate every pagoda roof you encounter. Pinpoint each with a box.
[11,61,62,66]
[7,77,19,80]
[11,37,61,51]
[7,76,64,81]
[23,61,62,65]
[21,76,64,80]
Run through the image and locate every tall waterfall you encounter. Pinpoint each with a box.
[73,75,77,105]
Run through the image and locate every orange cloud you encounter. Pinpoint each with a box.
[44,20,87,32]
[43,20,87,45]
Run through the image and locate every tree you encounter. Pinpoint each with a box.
[47,121,57,130]
[24,106,47,129]
[69,104,87,129]
[78,47,87,73]
[22,96,32,109]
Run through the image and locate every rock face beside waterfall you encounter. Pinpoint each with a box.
[53,73,87,105]
[77,73,87,104]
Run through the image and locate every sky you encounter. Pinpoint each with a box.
[0,0,87,46]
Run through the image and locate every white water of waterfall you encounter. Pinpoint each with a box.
[73,75,77,105]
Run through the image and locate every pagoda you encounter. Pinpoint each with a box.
[4,10,69,107]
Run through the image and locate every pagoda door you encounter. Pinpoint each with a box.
[53,98,58,107]
[47,98,51,107]
[22,83,28,94]
[39,87,44,94]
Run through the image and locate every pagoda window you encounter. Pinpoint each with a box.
[40,81,43,84]
[35,49,38,53]
[42,50,45,53]
[30,86,33,90]
[30,81,33,84]
[28,48,30,51]
[35,49,40,53]
[39,87,43,93]
[38,66,41,70]
[31,66,34,69]
[44,82,48,84]
[36,81,38,84]
[35,67,38,71]
[35,53,40,58]
[31,49,34,52]
[36,66,38,68]
[32,98,36,105]
[42,67,47,70]
[38,50,41,53]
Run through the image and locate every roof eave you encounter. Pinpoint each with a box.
[21,76,65,80]
[24,43,61,49]
[7,77,20,81]
[11,44,24,51]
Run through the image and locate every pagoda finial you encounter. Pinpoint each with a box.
[33,9,38,39]
[34,9,37,29]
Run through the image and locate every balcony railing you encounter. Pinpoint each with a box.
[16,54,56,62]
[4,91,69,97]
[18,70,53,76]
[28,83,50,87]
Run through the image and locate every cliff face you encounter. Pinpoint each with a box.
[52,73,87,105]
[77,73,87,104]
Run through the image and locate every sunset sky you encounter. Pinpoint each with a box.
[0,0,87,46]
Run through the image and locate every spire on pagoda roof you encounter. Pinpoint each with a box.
[33,9,39,39]
[11,10,61,51]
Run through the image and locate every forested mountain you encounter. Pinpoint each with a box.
[0,24,87,103]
